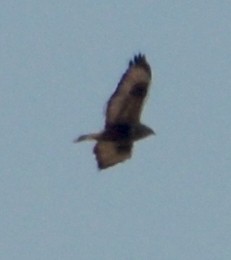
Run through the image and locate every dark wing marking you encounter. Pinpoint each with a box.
[105,54,151,126]
[93,141,132,169]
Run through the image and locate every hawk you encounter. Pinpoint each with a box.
[74,54,155,169]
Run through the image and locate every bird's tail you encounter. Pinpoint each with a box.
[73,133,100,143]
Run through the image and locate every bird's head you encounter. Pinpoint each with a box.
[143,125,156,136]
[134,124,155,141]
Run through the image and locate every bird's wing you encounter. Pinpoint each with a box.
[105,54,152,127]
[93,141,132,169]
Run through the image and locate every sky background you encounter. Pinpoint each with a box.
[1,1,231,259]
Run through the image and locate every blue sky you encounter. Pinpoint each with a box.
[1,1,231,259]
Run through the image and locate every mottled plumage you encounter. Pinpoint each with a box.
[74,54,155,170]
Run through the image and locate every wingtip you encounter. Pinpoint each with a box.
[129,53,146,66]
[134,53,146,62]
[129,53,151,76]
[73,135,87,143]
[73,137,81,143]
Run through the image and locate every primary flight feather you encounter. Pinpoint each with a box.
[74,54,155,170]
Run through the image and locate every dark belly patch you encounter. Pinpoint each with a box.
[105,123,132,140]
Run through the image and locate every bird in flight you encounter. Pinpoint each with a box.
[74,54,155,170]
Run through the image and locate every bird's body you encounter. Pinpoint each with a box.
[75,54,155,169]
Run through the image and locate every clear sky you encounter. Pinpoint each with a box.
[1,1,231,259]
